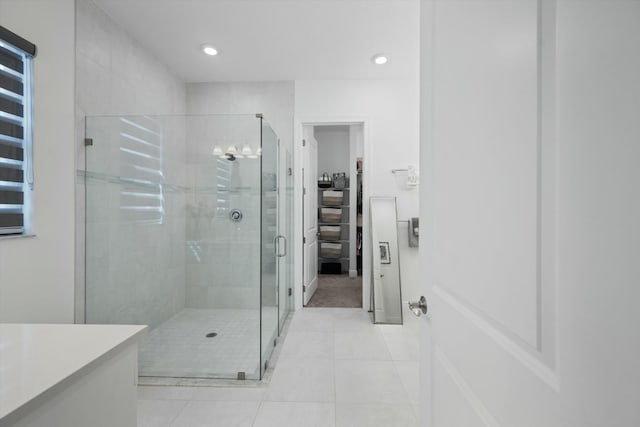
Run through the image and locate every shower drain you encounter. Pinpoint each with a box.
[205,332,218,338]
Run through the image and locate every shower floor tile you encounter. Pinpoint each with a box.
[139,308,278,380]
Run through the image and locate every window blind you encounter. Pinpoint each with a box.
[0,26,35,235]
[119,117,164,224]
[216,157,231,214]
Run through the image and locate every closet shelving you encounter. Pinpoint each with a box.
[318,186,350,272]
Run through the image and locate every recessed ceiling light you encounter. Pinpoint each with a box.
[372,54,388,65]
[202,45,218,56]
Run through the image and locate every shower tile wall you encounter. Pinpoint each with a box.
[184,118,261,310]
[76,0,188,327]
[186,82,295,179]
[75,0,186,118]
[183,82,297,313]
[84,117,188,328]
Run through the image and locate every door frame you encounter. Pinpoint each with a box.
[294,117,371,310]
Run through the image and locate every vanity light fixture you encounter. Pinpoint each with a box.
[212,144,262,159]
[247,146,259,159]
[372,54,388,65]
[241,145,253,158]
[225,145,242,158]
[202,44,218,56]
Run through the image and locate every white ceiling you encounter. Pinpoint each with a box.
[92,0,420,83]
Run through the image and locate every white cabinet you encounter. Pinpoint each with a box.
[0,324,146,427]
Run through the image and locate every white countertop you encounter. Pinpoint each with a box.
[0,323,147,421]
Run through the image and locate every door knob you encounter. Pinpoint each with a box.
[408,296,428,317]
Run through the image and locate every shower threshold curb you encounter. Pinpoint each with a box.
[138,376,265,388]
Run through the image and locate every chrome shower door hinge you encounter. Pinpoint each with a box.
[84,138,93,146]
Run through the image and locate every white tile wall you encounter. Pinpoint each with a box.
[186,82,294,156]
[183,114,265,310]
[76,0,188,328]
[184,82,294,311]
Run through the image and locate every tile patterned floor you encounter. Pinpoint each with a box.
[138,307,420,427]
[139,307,279,380]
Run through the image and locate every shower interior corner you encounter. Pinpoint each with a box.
[82,114,292,381]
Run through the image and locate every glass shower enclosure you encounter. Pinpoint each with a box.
[83,114,291,380]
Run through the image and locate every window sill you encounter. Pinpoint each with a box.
[0,234,36,242]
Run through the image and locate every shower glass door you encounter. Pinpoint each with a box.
[278,147,294,333]
[84,114,267,381]
[260,118,279,376]
[183,114,263,380]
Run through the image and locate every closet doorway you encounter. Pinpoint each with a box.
[302,123,364,308]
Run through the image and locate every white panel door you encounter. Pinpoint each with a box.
[303,126,318,305]
[419,1,640,426]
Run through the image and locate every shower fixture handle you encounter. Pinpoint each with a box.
[274,235,287,257]
[230,209,243,223]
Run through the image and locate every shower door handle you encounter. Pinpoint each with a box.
[278,235,287,257]
[274,235,287,257]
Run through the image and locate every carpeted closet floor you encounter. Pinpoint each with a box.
[306,274,363,308]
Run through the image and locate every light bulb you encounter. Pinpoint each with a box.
[372,54,388,65]
[202,45,218,56]
[241,145,253,156]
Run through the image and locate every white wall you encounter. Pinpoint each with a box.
[0,0,76,323]
[294,79,421,310]
[349,124,363,277]
[75,0,187,326]
[315,125,351,177]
